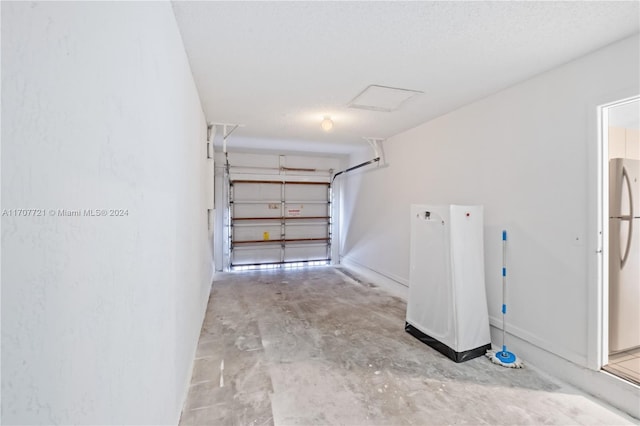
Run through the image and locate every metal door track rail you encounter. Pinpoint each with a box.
[331,157,380,183]
[227,165,332,173]
[232,216,330,221]
[231,180,330,185]
[233,237,330,244]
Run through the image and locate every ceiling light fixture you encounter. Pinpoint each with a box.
[321,116,333,132]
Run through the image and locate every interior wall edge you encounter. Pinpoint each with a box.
[340,256,409,300]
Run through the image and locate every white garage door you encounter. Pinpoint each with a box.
[229,179,331,268]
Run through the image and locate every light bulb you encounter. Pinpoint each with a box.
[321,117,333,132]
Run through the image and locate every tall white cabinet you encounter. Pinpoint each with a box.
[406,204,491,362]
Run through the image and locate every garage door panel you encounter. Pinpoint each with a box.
[233,224,281,242]
[284,203,327,218]
[285,223,328,239]
[284,244,328,262]
[232,245,281,265]
[233,183,281,201]
[284,185,327,201]
[233,204,281,219]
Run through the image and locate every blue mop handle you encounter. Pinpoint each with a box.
[501,230,507,353]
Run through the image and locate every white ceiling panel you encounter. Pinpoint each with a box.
[172,1,639,154]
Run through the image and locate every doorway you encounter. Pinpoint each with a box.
[601,97,640,385]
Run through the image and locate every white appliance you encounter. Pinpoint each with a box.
[406,204,491,362]
[609,158,640,353]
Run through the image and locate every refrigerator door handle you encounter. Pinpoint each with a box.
[620,166,634,269]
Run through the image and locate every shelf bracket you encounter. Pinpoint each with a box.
[363,137,386,165]
[211,122,245,154]
[206,124,215,159]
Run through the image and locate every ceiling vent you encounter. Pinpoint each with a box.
[348,84,423,112]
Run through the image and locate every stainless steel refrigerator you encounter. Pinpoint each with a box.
[609,158,640,353]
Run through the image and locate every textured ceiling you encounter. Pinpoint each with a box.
[172,1,639,154]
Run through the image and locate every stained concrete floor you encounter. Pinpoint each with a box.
[180,267,636,425]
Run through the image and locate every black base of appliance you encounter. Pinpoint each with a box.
[405,322,491,363]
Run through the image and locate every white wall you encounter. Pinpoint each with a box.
[1,2,213,424]
[341,35,639,368]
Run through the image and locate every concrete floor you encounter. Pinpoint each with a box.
[180,267,635,425]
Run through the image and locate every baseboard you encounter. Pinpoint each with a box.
[488,315,587,366]
[339,257,409,300]
[490,326,640,419]
[177,271,215,424]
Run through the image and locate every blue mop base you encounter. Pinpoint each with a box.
[495,350,517,364]
[486,348,524,368]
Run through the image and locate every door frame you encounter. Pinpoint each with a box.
[594,95,640,370]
